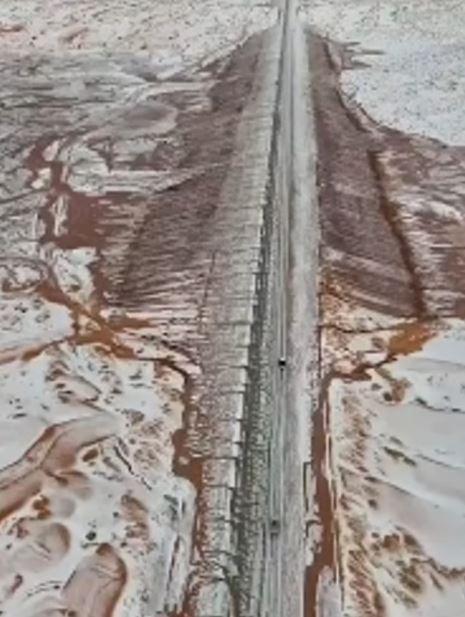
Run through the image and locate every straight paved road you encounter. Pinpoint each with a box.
[266,0,318,615]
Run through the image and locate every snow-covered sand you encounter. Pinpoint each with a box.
[305,1,465,614]
[0,1,277,615]
[306,0,465,145]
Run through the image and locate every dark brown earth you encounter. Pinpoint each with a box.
[310,35,418,321]
[311,33,465,324]
[101,35,262,316]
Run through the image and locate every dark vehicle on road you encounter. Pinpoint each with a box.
[270,519,280,536]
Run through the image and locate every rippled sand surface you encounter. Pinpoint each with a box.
[324,317,465,617]
[0,1,276,615]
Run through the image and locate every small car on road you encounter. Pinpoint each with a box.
[270,519,280,536]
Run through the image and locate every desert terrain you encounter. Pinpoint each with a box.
[2,1,465,617]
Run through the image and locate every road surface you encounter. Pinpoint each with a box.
[265,0,318,615]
